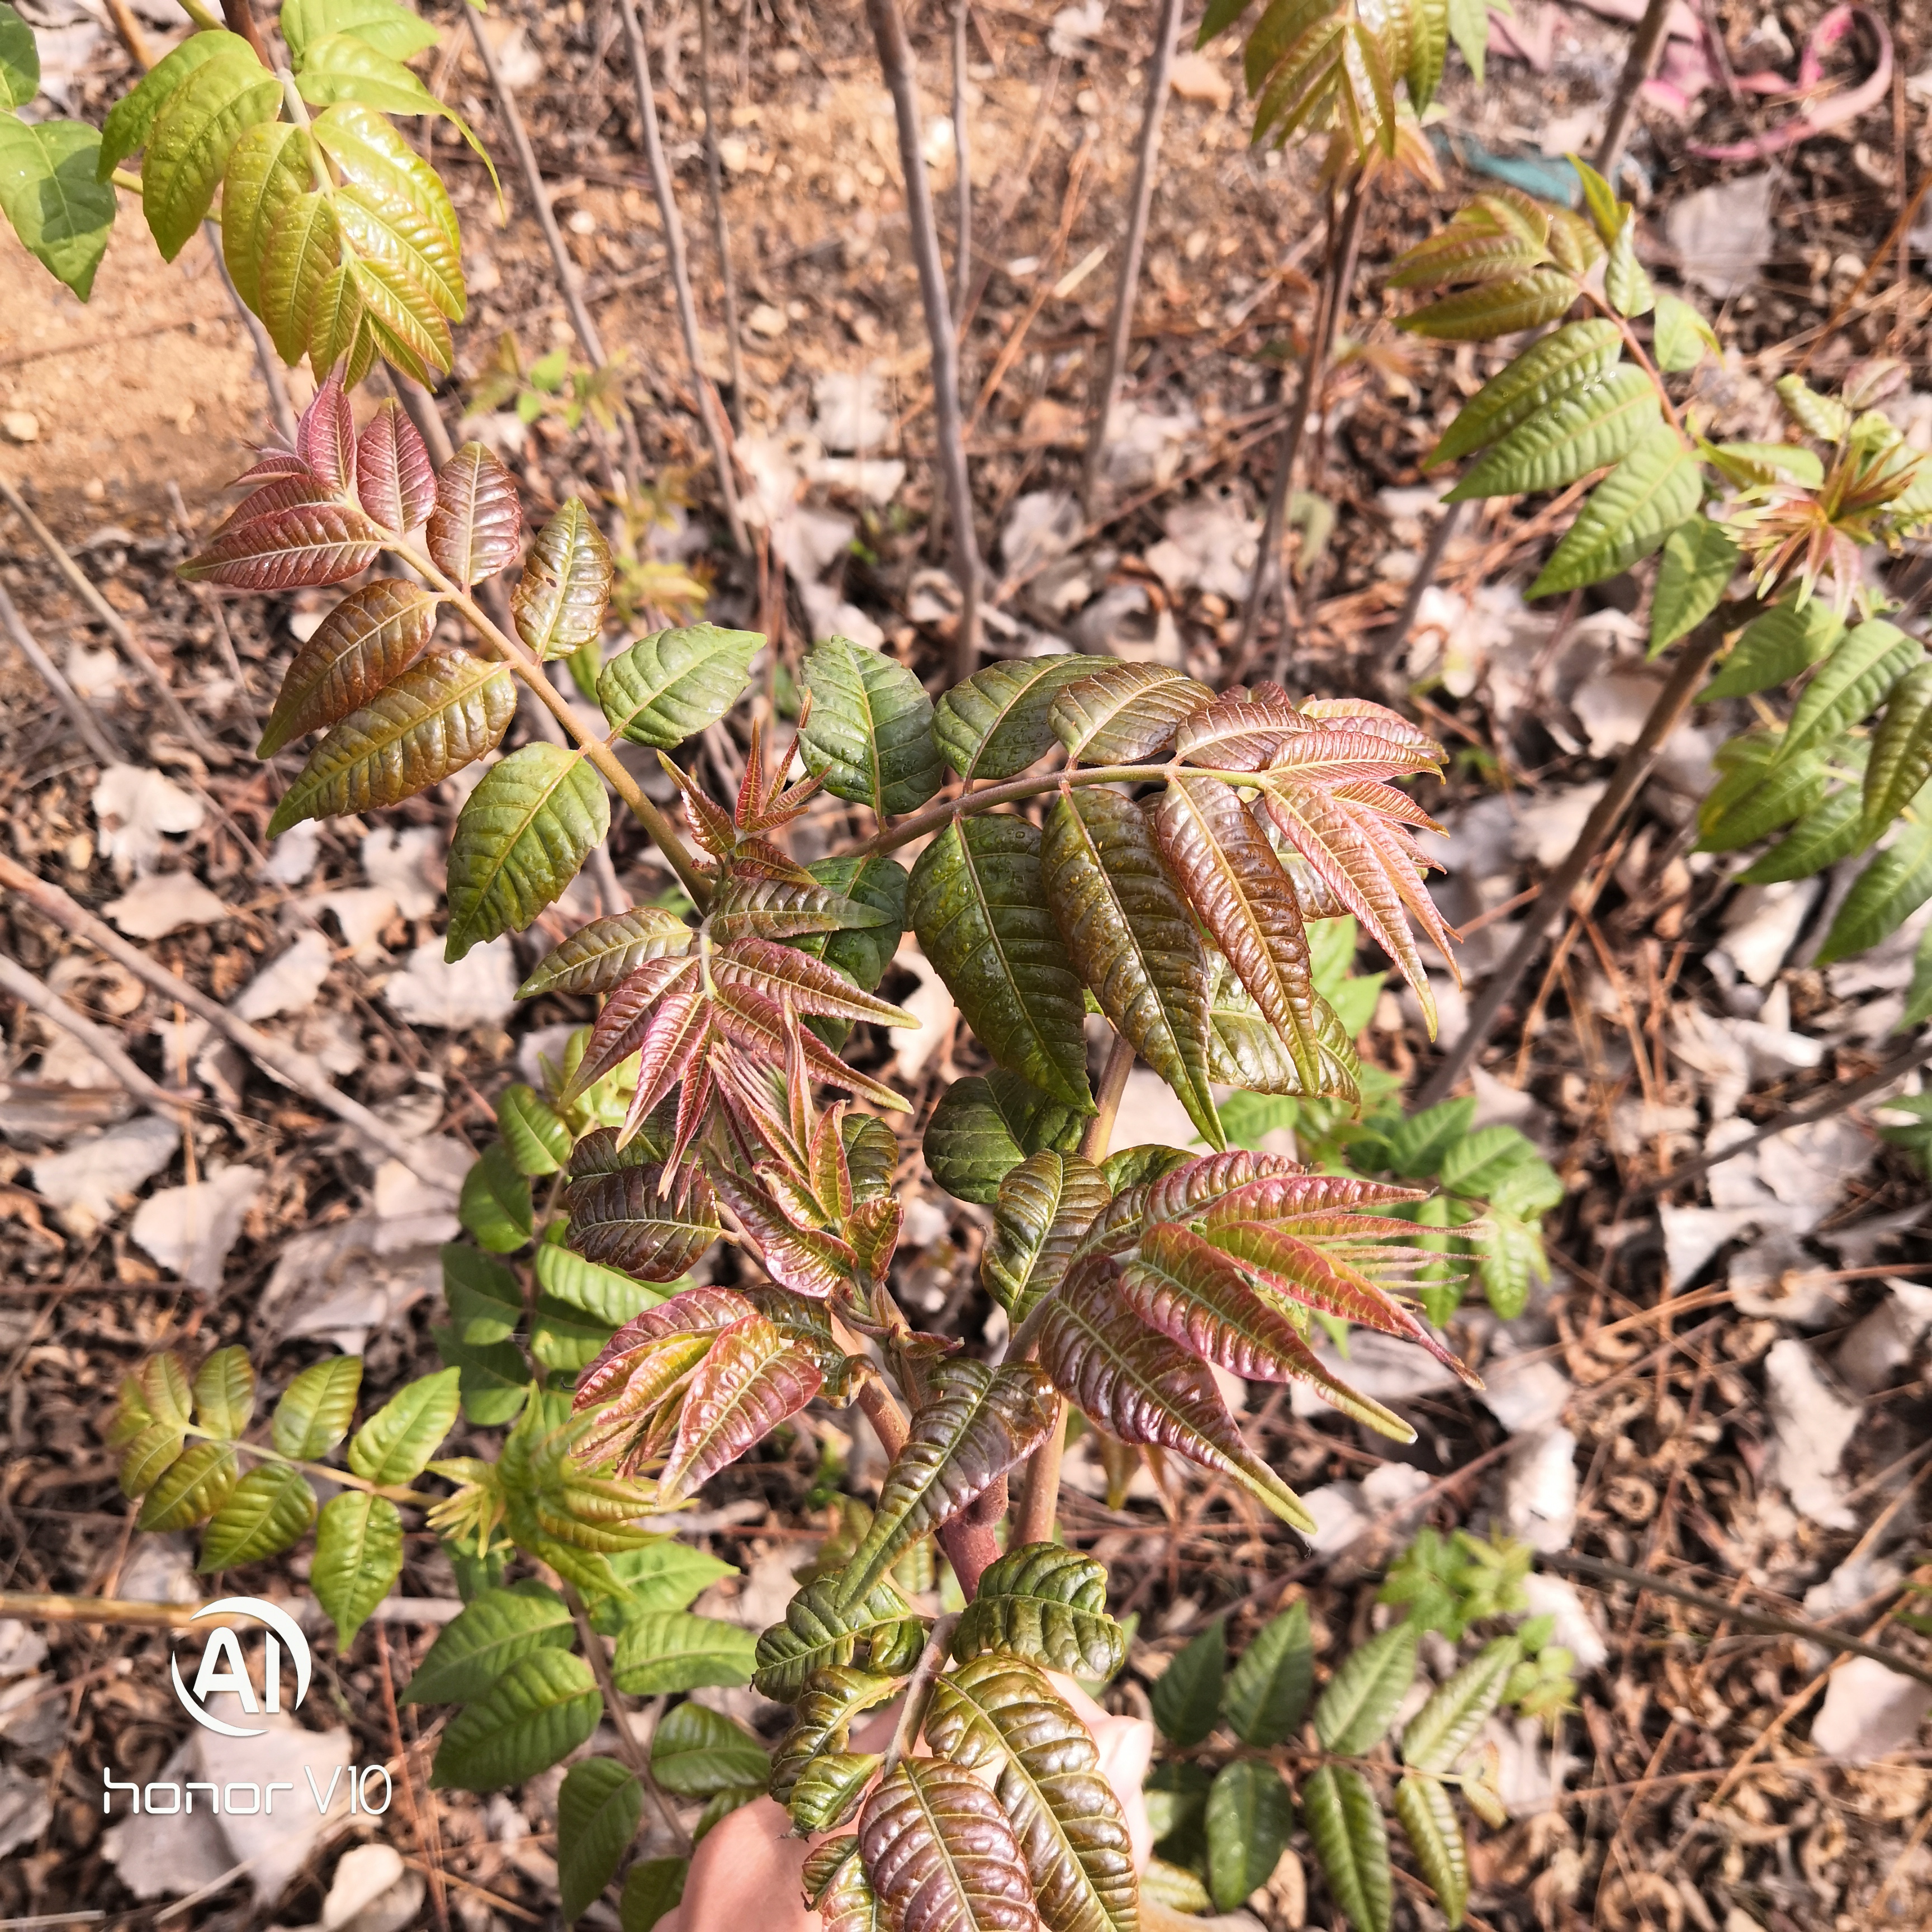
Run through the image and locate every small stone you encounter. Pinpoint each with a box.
[746,302,787,339]
[3,411,39,444]
[566,207,596,236]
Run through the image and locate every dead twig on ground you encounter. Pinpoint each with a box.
[0,581,124,768]
[0,951,192,1124]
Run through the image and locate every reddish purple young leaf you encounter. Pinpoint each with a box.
[256,578,438,757]
[296,367,357,497]
[356,397,436,537]
[575,1284,757,1407]
[858,1760,1040,1932]
[708,1166,859,1299]
[181,500,386,591]
[231,447,314,486]
[658,1313,823,1501]
[427,442,523,586]
[564,1159,719,1284]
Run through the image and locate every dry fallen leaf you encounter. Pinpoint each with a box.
[91,764,203,878]
[381,937,518,1029]
[231,929,333,1022]
[129,1165,264,1290]
[29,1115,178,1235]
[102,871,228,939]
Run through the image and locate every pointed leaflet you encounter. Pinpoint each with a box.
[712,937,918,1029]
[98,28,249,174]
[1206,1760,1292,1914]
[951,1545,1127,1682]
[268,650,515,834]
[1400,1634,1522,1774]
[565,1162,718,1282]
[181,497,384,590]
[258,579,438,759]
[1529,426,1702,598]
[1704,598,1843,700]
[1121,1225,1417,1441]
[571,1289,755,1466]
[427,442,523,586]
[403,1583,575,1704]
[1150,1620,1223,1745]
[1315,1618,1419,1755]
[709,1167,860,1299]
[612,1611,760,1695]
[599,624,761,748]
[936,656,1112,780]
[1427,319,1623,466]
[910,816,1092,1113]
[708,871,892,946]
[1043,787,1221,1148]
[1862,662,1932,835]
[141,42,281,260]
[514,496,613,660]
[562,956,700,1096]
[138,1440,238,1531]
[274,1355,363,1457]
[1778,619,1919,766]
[770,1666,899,1803]
[430,1650,602,1791]
[0,113,114,301]
[557,1757,644,1924]
[1035,1254,1315,1531]
[1223,1599,1312,1747]
[925,1072,1086,1206]
[754,1576,929,1703]
[859,1760,1040,1932]
[445,746,609,960]
[1050,664,1216,764]
[925,1654,1138,1932]
[220,118,312,318]
[312,1490,404,1645]
[1394,1777,1468,1929]
[1154,774,1330,1094]
[712,981,911,1112]
[659,1313,823,1502]
[191,1346,255,1437]
[983,1152,1111,1321]
[1817,822,1932,965]
[1650,518,1738,656]
[518,906,693,998]
[836,1362,1058,1605]
[649,1698,769,1798]
[1447,367,1659,503]
[198,1463,318,1569]
[1397,269,1578,342]
[1302,1766,1392,1932]
[356,396,436,536]
[801,634,946,816]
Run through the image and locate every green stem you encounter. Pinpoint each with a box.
[184,1427,430,1505]
[396,540,714,908]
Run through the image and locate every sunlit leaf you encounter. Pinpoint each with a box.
[1528,426,1700,598]
[312,1489,404,1646]
[599,624,761,748]
[858,1760,1039,1932]
[430,1649,600,1789]
[258,579,438,757]
[659,1313,823,1502]
[983,1151,1112,1322]
[935,655,1111,781]
[801,633,946,816]
[1049,663,1215,765]
[951,1544,1127,1682]
[515,496,614,660]
[428,442,523,586]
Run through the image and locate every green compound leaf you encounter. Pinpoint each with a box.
[1222,1597,1312,1747]
[461,1142,534,1254]
[1863,662,1932,835]
[257,579,437,758]
[272,1355,363,1459]
[1401,1633,1523,1773]
[1151,1618,1225,1746]
[1397,268,1578,342]
[312,1490,404,1647]
[514,496,614,660]
[141,42,280,261]
[621,1857,688,1932]
[1649,518,1738,656]
[983,1150,1112,1322]
[281,0,441,61]
[909,814,1093,1114]
[612,1611,759,1694]
[191,1346,256,1438]
[404,1583,574,1704]
[1703,598,1844,700]
[0,115,116,300]
[1778,619,1919,766]
[137,1439,238,1532]
[1314,1618,1419,1756]
[533,1239,659,1327]
[950,1543,1127,1681]
[1529,426,1701,598]
[433,1322,531,1427]
[801,633,945,816]
[197,1463,316,1570]
[1206,1758,1293,1912]
[558,1757,643,1923]
[1043,786,1222,1150]
[1447,366,1658,503]
[923,1070,1086,1205]
[444,745,609,962]
[498,1082,572,1177]
[430,1649,601,1790]
[598,623,761,748]
[347,1365,461,1484]
[752,1575,928,1703]
[1303,1764,1392,1932]
[1737,787,1866,885]
[650,1698,769,1796]
[1050,662,1216,764]
[935,655,1111,780]
[267,650,515,836]
[1428,319,1623,466]
[1817,822,1932,965]
[1394,1775,1469,1929]
[836,1360,1058,1604]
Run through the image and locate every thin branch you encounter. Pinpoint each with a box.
[696,0,747,432]
[1375,498,1461,653]
[1417,602,1744,1106]
[0,476,222,761]
[1592,0,1673,179]
[617,0,750,553]
[0,581,125,766]
[1079,0,1185,513]
[880,1613,961,1778]
[865,0,984,683]
[210,244,299,452]
[1634,1029,1932,1201]
[846,763,1169,858]
[219,0,271,68]
[1543,1550,1932,1694]
[0,854,454,1188]
[0,950,190,1122]
[952,0,972,318]
[375,1624,451,1932]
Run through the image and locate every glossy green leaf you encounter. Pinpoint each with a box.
[1863,662,1932,835]
[983,1150,1111,1322]
[837,1360,1058,1603]
[559,1757,643,1922]
[312,1490,404,1646]
[1603,209,1653,318]
[533,1239,658,1327]
[433,1322,531,1427]
[1223,1598,1311,1746]
[924,1652,1138,1932]
[99,30,242,173]
[1429,320,1622,466]
[191,1346,256,1438]
[924,1071,1086,1205]
[801,634,946,816]
[272,1355,363,1459]
[1303,1765,1391,1932]
[793,854,911,1008]
[622,1858,688,1932]
[769,1665,898,1805]
[1394,1776,1468,1929]
[1151,1620,1225,1746]
[445,745,609,961]
[1703,598,1843,701]
[430,1649,601,1789]
[1529,427,1700,598]
[613,1611,759,1694]
[1398,268,1578,342]
[403,1581,574,1703]
[496,1083,572,1177]
[1739,786,1865,884]
[790,1751,883,1835]
[910,814,1093,1113]
[1651,289,1717,373]
[519,906,694,998]
[1044,786,1221,1148]
[1448,366,1658,503]
[857,1760,1036,1932]
[514,496,614,660]
[197,1463,316,1570]
[462,1142,534,1253]
[599,623,761,748]
[281,0,441,60]
[1050,662,1215,764]
[1778,619,1919,765]
[0,2,34,107]
[1206,1759,1292,1912]
[951,1543,1127,1681]
[650,1698,770,1796]
[138,1439,238,1531]
[268,650,515,835]
[141,44,279,260]
[0,115,115,300]
[1698,743,1827,854]
[347,1364,461,1484]
[1649,518,1737,656]
[295,33,493,193]
[1817,823,1932,965]
[752,1575,928,1703]
[1401,1633,1522,1773]
[1314,1618,1418,1755]
[935,655,1111,780]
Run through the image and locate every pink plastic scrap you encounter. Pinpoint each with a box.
[1687,3,1893,162]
